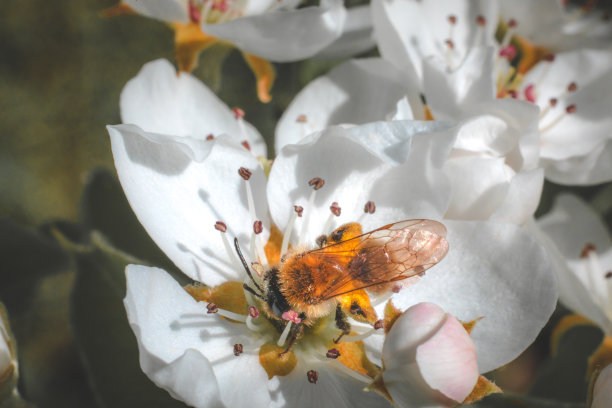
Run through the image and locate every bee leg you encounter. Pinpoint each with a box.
[333,305,351,343]
[278,322,304,357]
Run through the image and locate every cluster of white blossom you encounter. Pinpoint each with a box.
[104,1,612,407]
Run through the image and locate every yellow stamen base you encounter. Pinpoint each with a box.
[259,343,298,379]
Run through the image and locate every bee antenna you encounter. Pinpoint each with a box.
[243,283,265,300]
[234,237,264,293]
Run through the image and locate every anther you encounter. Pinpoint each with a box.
[507,89,518,99]
[606,271,612,279]
[214,221,227,232]
[282,310,302,324]
[251,262,264,277]
[238,167,252,180]
[374,319,385,330]
[233,343,244,356]
[445,39,454,49]
[549,98,558,107]
[364,201,376,214]
[206,134,215,141]
[308,177,325,190]
[543,54,556,62]
[476,15,486,26]
[499,45,517,60]
[307,370,319,384]
[448,15,457,25]
[253,220,263,234]
[248,305,260,318]
[296,114,307,123]
[241,140,251,151]
[566,104,577,114]
[294,205,304,217]
[326,348,341,359]
[581,243,597,258]
[330,202,341,217]
[508,18,517,28]
[206,303,219,314]
[567,82,577,92]
[233,107,245,119]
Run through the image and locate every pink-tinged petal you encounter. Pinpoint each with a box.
[120,59,265,158]
[124,0,189,23]
[109,126,269,285]
[382,302,478,407]
[203,0,346,62]
[592,364,612,408]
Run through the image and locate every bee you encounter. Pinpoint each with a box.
[236,219,449,353]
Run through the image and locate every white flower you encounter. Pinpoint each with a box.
[0,306,17,401]
[108,75,557,406]
[381,302,479,407]
[535,194,612,334]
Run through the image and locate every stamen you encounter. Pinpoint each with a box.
[281,206,301,257]
[364,201,376,214]
[538,104,576,133]
[233,107,251,148]
[330,202,341,217]
[277,320,293,346]
[307,370,319,384]
[499,45,517,61]
[301,178,325,242]
[326,348,341,359]
[234,343,244,356]
[241,140,251,151]
[238,167,268,265]
[207,302,248,322]
[249,305,260,318]
[215,221,245,277]
[282,310,302,323]
[500,18,517,49]
[297,114,308,139]
[444,39,455,70]
[253,220,263,234]
[215,221,228,232]
[206,134,215,141]
[337,328,382,343]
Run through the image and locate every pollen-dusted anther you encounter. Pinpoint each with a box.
[308,177,325,190]
[508,18,517,28]
[233,107,245,119]
[330,202,341,217]
[606,271,612,279]
[241,140,251,151]
[326,348,341,359]
[567,82,577,92]
[549,98,558,107]
[206,134,215,141]
[251,262,265,277]
[374,319,385,330]
[445,39,454,49]
[307,370,319,384]
[238,167,252,180]
[476,14,486,26]
[316,234,328,248]
[507,89,518,99]
[253,220,263,234]
[214,221,227,232]
[296,114,308,123]
[248,305,260,318]
[581,243,597,258]
[282,310,302,324]
[448,14,457,25]
[364,200,376,214]
[233,343,244,356]
[206,303,219,314]
[566,104,577,114]
[543,53,556,62]
[294,205,304,217]
[499,45,517,60]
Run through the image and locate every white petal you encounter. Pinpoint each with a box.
[268,123,453,245]
[125,265,272,407]
[443,156,513,221]
[372,0,498,81]
[275,58,410,153]
[592,363,612,408]
[542,140,612,186]
[423,46,496,120]
[124,0,188,23]
[204,0,346,62]
[109,126,269,284]
[315,5,376,59]
[120,59,265,158]
[391,221,558,373]
[489,169,544,225]
[498,0,566,49]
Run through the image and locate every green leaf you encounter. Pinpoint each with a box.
[70,232,187,408]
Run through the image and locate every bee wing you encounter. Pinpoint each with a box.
[312,219,449,301]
